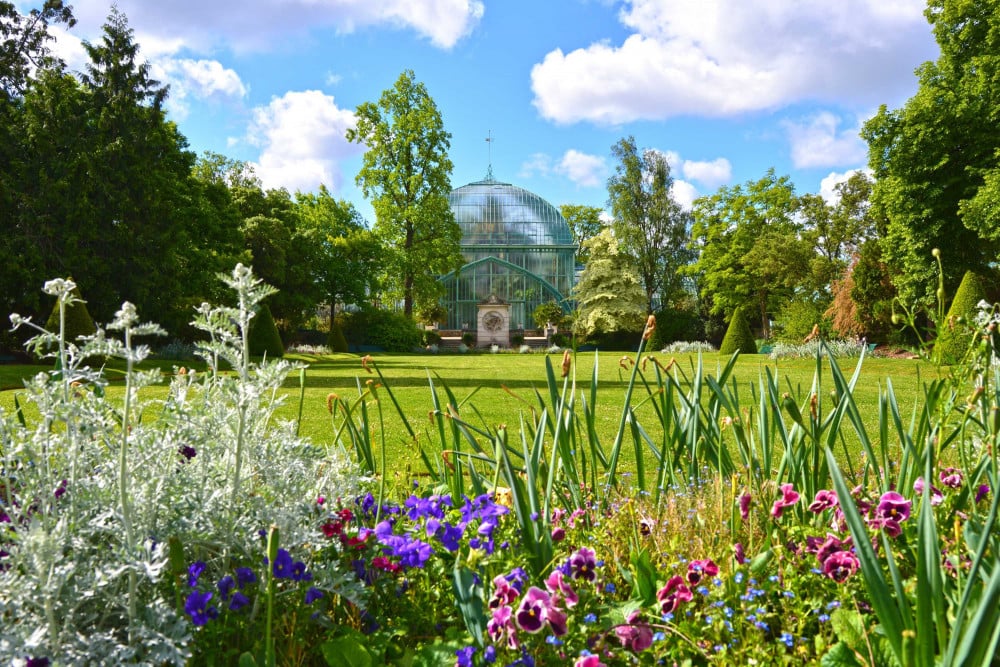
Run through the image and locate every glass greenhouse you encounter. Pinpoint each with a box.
[438,171,578,330]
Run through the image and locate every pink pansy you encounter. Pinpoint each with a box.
[771,483,800,518]
[686,559,719,586]
[808,489,839,513]
[823,550,860,583]
[514,586,566,636]
[733,542,747,564]
[914,477,944,505]
[875,491,912,522]
[814,533,851,564]
[738,493,752,521]
[574,656,606,667]
[615,610,653,652]
[545,570,579,607]
[490,575,519,608]
[939,467,963,489]
[487,604,518,648]
[656,575,693,616]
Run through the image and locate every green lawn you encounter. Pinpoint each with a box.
[0,349,931,474]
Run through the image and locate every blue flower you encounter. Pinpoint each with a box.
[217,575,234,601]
[604,582,616,593]
[291,560,311,582]
[187,561,206,588]
[583,613,597,623]
[455,646,475,667]
[305,587,324,604]
[271,549,294,579]
[235,567,256,589]
[483,645,497,663]
[780,632,794,648]
[185,591,216,626]
[229,591,250,611]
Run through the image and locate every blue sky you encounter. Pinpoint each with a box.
[38,0,940,222]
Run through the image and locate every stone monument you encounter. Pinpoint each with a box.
[477,294,510,348]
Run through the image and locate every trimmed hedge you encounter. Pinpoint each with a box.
[248,304,285,358]
[935,270,991,365]
[720,307,757,355]
[337,309,423,352]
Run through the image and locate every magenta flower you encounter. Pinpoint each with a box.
[771,483,800,518]
[487,605,518,648]
[574,656,606,667]
[656,575,693,616]
[977,484,990,503]
[738,493,751,521]
[914,477,944,505]
[615,610,653,652]
[939,467,963,489]
[551,526,566,542]
[569,547,597,582]
[808,489,839,513]
[545,570,579,607]
[814,533,850,564]
[823,550,860,582]
[733,542,747,564]
[514,587,553,634]
[875,492,911,522]
[686,559,719,586]
[490,575,520,609]
[869,517,903,538]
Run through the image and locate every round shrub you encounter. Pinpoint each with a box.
[248,304,285,358]
[423,330,442,347]
[327,321,349,353]
[549,332,568,348]
[461,331,476,347]
[720,307,757,355]
[45,281,96,342]
[935,270,991,364]
[532,301,566,329]
[510,332,525,347]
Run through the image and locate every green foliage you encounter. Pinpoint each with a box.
[346,70,463,318]
[935,270,991,364]
[719,307,757,354]
[423,329,442,347]
[327,320,349,353]
[510,331,524,347]
[248,303,284,358]
[415,302,448,327]
[337,308,422,352]
[558,204,605,263]
[689,169,809,339]
[774,297,831,342]
[862,1,1000,307]
[572,228,646,340]
[608,136,693,313]
[531,300,566,329]
[647,304,702,350]
[461,331,476,346]
[44,281,96,342]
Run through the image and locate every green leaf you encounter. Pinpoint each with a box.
[749,548,773,574]
[238,652,259,667]
[821,642,864,667]
[830,607,865,649]
[630,548,658,607]
[452,566,485,646]
[320,637,374,667]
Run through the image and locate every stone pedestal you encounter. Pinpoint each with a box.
[477,295,510,347]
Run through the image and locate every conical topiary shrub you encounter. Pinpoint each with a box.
[327,321,349,354]
[248,303,284,358]
[935,270,991,365]
[45,280,96,342]
[720,307,757,355]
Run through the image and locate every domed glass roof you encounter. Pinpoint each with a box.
[449,174,575,247]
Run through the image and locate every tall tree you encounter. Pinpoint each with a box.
[346,70,462,318]
[862,0,1000,307]
[295,185,382,330]
[689,169,809,338]
[607,137,692,314]
[572,228,646,340]
[559,204,605,264]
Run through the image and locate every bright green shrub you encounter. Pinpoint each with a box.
[248,304,285,358]
[532,301,566,329]
[774,298,832,342]
[45,281,96,342]
[719,307,757,355]
[337,308,422,352]
[327,321,349,353]
[935,270,991,364]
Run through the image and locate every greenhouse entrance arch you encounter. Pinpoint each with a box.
[437,172,578,331]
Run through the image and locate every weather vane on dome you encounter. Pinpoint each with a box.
[485,130,494,181]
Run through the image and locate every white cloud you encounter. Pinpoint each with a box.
[556,150,607,188]
[530,0,936,124]
[819,168,872,204]
[519,152,553,179]
[682,158,731,188]
[325,71,343,86]
[671,180,699,210]
[68,0,484,53]
[152,58,248,119]
[783,111,867,168]
[247,90,360,193]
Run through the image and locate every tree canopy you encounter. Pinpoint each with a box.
[862,0,1000,307]
[559,204,605,264]
[346,70,463,318]
[607,136,692,314]
[572,228,646,340]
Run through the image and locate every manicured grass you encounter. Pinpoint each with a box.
[1,349,930,474]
